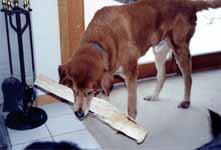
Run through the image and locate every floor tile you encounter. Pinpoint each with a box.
[40,102,74,118]
[46,114,86,136]
[11,137,53,150]
[54,130,101,150]
[8,125,51,145]
[11,144,26,150]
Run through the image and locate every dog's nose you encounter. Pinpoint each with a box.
[74,109,85,120]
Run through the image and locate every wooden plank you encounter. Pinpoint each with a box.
[35,74,148,144]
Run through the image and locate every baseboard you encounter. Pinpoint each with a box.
[35,94,60,106]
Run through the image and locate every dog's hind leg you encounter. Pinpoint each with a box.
[144,40,170,101]
[171,44,192,109]
[167,15,194,109]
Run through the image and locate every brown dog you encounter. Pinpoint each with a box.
[59,0,221,120]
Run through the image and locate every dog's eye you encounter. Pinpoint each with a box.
[88,91,93,95]
[86,91,94,96]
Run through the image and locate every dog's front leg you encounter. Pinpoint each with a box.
[126,76,137,119]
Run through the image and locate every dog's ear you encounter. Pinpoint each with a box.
[101,72,113,96]
[58,65,66,83]
[58,64,73,88]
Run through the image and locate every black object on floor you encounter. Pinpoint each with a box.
[196,110,221,150]
[5,107,47,130]
[209,110,221,138]
[2,77,24,112]
[25,141,82,150]
[2,77,47,130]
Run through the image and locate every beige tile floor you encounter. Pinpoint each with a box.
[83,69,221,150]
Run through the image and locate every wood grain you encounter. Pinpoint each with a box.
[58,0,85,63]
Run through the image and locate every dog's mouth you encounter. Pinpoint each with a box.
[74,107,90,120]
[74,110,85,120]
[73,90,98,120]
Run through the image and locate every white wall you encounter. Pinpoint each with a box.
[84,0,121,28]
[0,0,61,102]
[0,0,37,103]
[31,0,61,82]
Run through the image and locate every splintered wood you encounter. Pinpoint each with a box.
[35,74,148,143]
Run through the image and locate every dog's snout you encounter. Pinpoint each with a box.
[74,109,85,120]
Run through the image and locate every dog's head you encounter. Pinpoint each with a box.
[58,50,113,120]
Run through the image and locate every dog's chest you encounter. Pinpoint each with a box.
[153,40,169,53]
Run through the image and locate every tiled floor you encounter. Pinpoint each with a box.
[7,69,221,150]
[8,102,102,150]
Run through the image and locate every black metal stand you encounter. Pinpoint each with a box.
[5,107,47,130]
[1,5,47,130]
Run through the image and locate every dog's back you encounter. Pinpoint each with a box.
[81,0,221,60]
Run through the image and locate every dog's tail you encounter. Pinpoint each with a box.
[209,109,221,138]
[191,0,221,12]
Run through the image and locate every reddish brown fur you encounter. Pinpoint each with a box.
[59,0,221,120]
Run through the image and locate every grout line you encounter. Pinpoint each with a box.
[10,123,56,146]
[44,107,102,149]
[51,128,102,150]
[45,123,55,141]
[3,125,12,147]
[52,128,88,138]
[45,112,75,119]
[40,105,75,118]
[45,115,87,137]
[52,128,102,147]
[10,135,53,147]
[83,128,103,149]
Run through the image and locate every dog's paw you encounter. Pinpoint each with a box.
[178,100,190,109]
[144,96,159,101]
